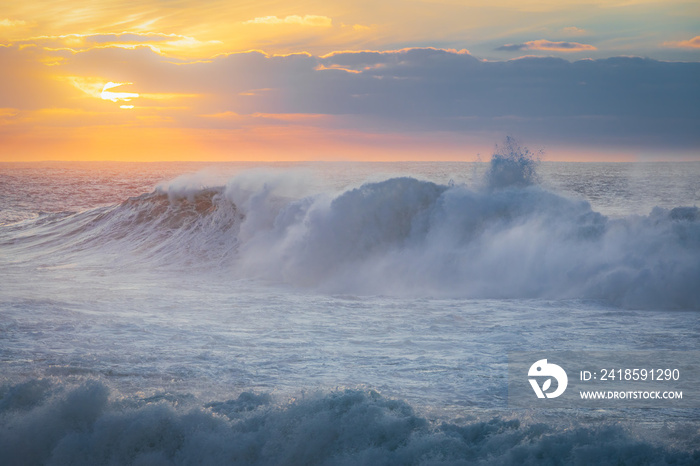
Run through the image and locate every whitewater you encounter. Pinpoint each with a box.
[1,155,699,465]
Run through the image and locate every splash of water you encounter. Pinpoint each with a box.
[485,136,541,189]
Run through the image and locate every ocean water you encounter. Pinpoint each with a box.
[1,158,700,465]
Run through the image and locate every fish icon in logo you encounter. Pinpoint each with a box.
[528,359,568,399]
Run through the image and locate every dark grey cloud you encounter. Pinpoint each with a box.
[496,43,529,52]
[15,45,700,152]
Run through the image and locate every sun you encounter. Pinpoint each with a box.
[101,82,139,103]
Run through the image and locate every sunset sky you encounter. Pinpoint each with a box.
[1,0,699,161]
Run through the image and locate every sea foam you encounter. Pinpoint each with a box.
[1,379,698,466]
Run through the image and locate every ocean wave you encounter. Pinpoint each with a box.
[0,379,697,466]
[3,148,699,308]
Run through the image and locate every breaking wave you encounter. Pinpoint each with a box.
[3,146,699,309]
[1,379,697,466]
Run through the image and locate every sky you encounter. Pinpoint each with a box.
[0,0,699,161]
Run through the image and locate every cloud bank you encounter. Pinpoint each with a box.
[1,45,699,159]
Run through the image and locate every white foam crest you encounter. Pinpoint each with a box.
[1,379,697,465]
[4,167,699,308]
[155,168,233,201]
[223,168,323,244]
[225,175,699,308]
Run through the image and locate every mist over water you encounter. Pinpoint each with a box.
[5,146,698,308]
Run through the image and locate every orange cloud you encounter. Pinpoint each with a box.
[663,36,700,49]
[1,44,698,162]
[8,33,223,58]
[0,19,27,27]
[4,0,699,60]
[497,40,596,52]
[243,15,333,27]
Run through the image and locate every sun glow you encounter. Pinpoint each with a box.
[101,82,139,102]
[0,1,697,162]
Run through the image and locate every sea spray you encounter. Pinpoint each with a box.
[485,136,541,190]
[2,147,699,308]
[1,161,699,466]
[1,379,698,466]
